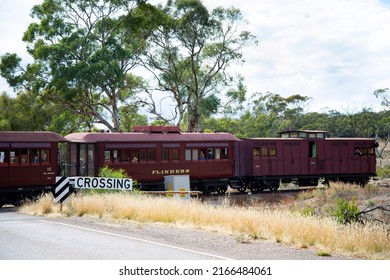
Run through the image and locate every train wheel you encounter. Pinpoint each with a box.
[269,184,279,192]
[249,182,264,193]
[217,185,228,195]
[237,185,247,193]
[202,185,211,195]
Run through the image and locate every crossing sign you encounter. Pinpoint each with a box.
[54,176,132,204]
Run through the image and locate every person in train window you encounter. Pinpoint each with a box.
[41,152,48,162]
[207,149,214,159]
[32,154,39,163]
[200,151,206,160]
[131,156,138,163]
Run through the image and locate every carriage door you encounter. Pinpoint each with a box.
[79,144,95,176]
[309,141,317,174]
[68,143,95,176]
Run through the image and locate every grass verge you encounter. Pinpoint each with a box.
[19,190,390,260]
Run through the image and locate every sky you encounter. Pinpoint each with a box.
[1,0,390,114]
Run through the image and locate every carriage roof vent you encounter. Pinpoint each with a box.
[132,125,181,134]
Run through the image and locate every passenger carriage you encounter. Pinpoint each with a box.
[0,131,67,206]
[65,126,240,194]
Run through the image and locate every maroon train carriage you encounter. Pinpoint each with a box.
[65,126,241,194]
[0,131,67,207]
[235,130,378,193]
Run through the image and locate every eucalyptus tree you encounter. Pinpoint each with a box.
[0,91,87,133]
[374,88,390,107]
[0,0,154,132]
[248,92,311,136]
[140,0,257,131]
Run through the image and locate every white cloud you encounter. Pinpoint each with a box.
[1,0,390,113]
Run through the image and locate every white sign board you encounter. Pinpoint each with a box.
[73,177,132,191]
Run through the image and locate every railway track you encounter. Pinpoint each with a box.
[199,186,325,205]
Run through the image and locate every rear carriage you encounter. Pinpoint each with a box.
[0,131,67,206]
[235,130,377,192]
[65,126,240,194]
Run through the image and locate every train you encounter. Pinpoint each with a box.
[0,126,378,207]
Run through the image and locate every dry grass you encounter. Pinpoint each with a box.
[19,188,390,260]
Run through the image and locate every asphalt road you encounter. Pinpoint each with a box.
[0,207,226,260]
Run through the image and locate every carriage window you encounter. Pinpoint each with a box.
[0,151,6,165]
[148,149,156,161]
[130,149,139,163]
[41,149,50,164]
[79,144,87,175]
[309,142,317,158]
[185,149,191,161]
[104,150,111,164]
[10,150,19,165]
[253,147,260,157]
[70,144,78,175]
[368,147,374,156]
[222,148,228,159]
[112,150,121,163]
[207,148,214,159]
[269,147,277,158]
[21,149,29,165]
[31,149,39,164]
[87,144,94,176]
[162,149,169,161]
[261,147,268,157]
[215,148,221,159]
[139,149,147,161]
[122,149,130,163]
[192,149,199,161]
[171,149,179,161]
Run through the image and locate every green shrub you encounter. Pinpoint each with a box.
[98,165,129,178]
[299,205,316,217]
[376,166,390,178]
[333,198,360,224]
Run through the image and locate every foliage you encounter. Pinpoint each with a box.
[374,88,390,107]
[140,0,257,131]
[203,92,312,137]
[333,198,361,224]
[376,165,390,178]
[98,165,129,179]
[0,0,154,132]
[0,91,88,134]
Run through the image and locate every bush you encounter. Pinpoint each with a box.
[376,165,390,178]
[98,165,129,178]
[333,198,360,224]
